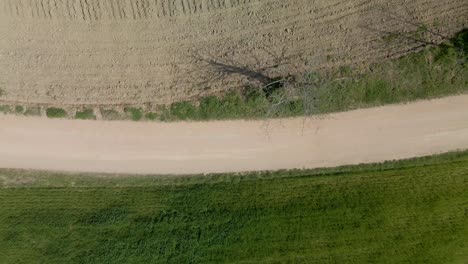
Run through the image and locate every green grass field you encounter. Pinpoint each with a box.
[0,151,467,263]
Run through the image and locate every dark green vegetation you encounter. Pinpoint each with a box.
[14,106,24,114]
[454,29,468,59]
[75,109,96,120]
[0,151,467,263]
[145,112,158,121]
[124,107,144,121]
[0,105,11,114]
[46,107,67,118]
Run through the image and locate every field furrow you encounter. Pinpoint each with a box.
[0,0,466,106]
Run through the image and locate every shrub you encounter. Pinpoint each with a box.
[0,105,11,113]
[15,105,24,114]
[219,91,245,119]
[453,29,468,58]
[170,101,198,121]
[75,109,96,120]
[158,106,171,122]
[199,96,222,120]
[124,107,143,121]
[286,100,305,116]
[243,87,268,117]
[145,112,158,121]
[46,108,67,118]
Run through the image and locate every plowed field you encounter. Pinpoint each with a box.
[0,0,466,107]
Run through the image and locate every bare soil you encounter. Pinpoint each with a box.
[0,95,467,175]
[0,0,467,108]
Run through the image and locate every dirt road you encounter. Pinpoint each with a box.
[1,0,467,108]
[0,95,467,175]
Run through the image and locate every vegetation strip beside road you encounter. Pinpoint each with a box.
[0,151,467,263]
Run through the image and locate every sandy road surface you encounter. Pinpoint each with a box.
[0,95,467,175]
[0,0,467,107]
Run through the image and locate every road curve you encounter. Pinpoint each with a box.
[1,95,468,175]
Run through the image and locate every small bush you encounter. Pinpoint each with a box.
[243,87,268,117]
[0,105,11,113]
[145,112,158,121]
[75,109,96,120]
[199,96,222,119]
[15,105,24,114]
[284,100,304,116]
[46,108,67,118]
[453,29,468,58]
[219,91,244,119]
[124,107,143,121]
[158,106,171,122]
[170,101,198,121]
[262,78,284,100]
[362,79,393,104]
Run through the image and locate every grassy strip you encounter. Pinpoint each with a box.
[124,107,143,121]
[0,105,11,114]
[46,107,67,118]
[75,109,96,120]
[1,150,468,188]
[0,151,467,263]
[14,106,23,114]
